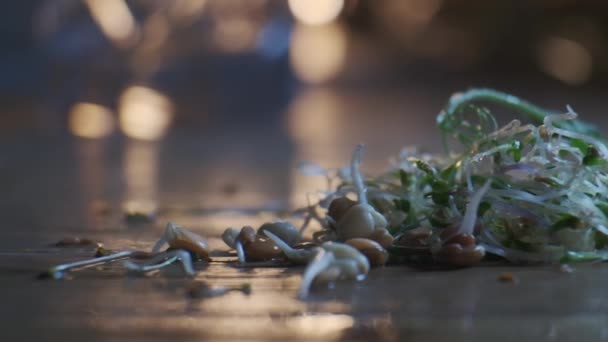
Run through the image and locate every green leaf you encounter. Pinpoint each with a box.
[597,202,608,218]
[478,201,491,217]
[508,140,522,162]
[398,169,410,187]
[595,230,608,249]
[583,146,604,166]
[414,160,436,175]
[570,138,589,155]
[560,251,608,263]
[439,163,459,182]
[393,198,411,213]
[550,214,582,231]
[428,215,451,228]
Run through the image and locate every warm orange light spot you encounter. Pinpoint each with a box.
[288,0,344,26]
[123,141,159,214]
[289,23,347,84]
[287,89,343,209]
[212,18,258,53]
[537,36,592,85]
[68,102,115,139]
[85,0,138,48]
[118,86,174,141]
[168,0,208,23]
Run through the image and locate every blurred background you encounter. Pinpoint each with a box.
[1,0,608,229]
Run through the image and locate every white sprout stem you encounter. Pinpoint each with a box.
[464,163,474,192]
[263,230,311,264]
[489,189,572,214]
[124,250,195,276]
[456,179,492,236]
[448,196,462,218]
[50,250,135,274]
[351,144,368,206]
[545,107,608,159]
[235,240,246,263]
[298,248,334,299]
[125,256,178,272]
[327,259,366,280]
[595,224,608,236]
[222,228,239,249]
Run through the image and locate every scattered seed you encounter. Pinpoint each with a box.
[54,237,100,247]
[497,272,518,284]
[559,264,575,273]
[186,281,251,299]
[124,211,155,224]
[90,200,112,216]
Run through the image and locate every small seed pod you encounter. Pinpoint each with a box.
[153,222,210,261]
[345,238,389,267]
[293,241,318,250]
[335,204,387,241]
[258,221,300,246]
[366,228,394,249]
[320,242,370,275]
[443,233,476,246]
[238,226,284,262]
[263,230,315,264]
[54,237,99,247]
[298,241,371,298]
[237,226,257,244]
[395,227,432,248]
[440,223,482,240]
[221,228,240,249]
[328,197,357,222]
[432,233,485,267]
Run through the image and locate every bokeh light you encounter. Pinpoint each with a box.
[168,0,208,24]
[212,17,258,53]
[84,0,138,48]
[123,141,159,214]
[118,86,174,141]
[286,314,354,339]
[375,0,443,40]
[287,88,343,209]
[288,0,344,26]
[537,36,593,85]
[68,102,115,139]
[289,23,347,84]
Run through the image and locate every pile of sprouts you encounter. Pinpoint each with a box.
[41,89,608,299]
[301,88,608,265]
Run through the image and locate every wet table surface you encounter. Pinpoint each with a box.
[2,85,608,341]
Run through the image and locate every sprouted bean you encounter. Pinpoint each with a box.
[41,222,209,279]
[153,222,210,260]
[298,242,369,298]
[38,250,136,280]
[222,222,301,263]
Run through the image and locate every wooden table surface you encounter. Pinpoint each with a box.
[2,85,608,341]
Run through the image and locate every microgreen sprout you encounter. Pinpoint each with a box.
[153,222,210,261]
[294,88,608,268]
[263,230,314,264]
[298,242,369,299]
[38,250,136,280]
[124,250,196,276]
[222,223,297,263]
